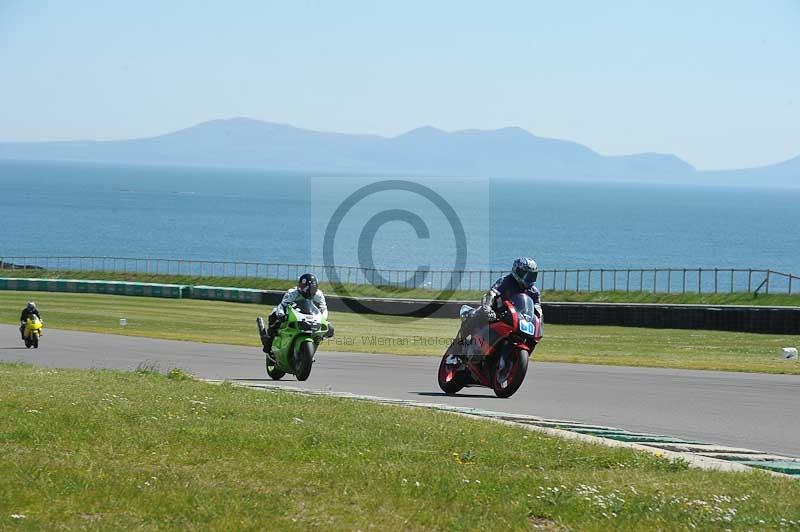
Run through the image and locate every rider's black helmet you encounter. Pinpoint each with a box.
[511,257,538,289]
[297,273,318,299]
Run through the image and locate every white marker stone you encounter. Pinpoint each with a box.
[119,318,127,328]
[781,347,798,360]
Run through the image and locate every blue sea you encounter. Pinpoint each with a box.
[1,159,798,285]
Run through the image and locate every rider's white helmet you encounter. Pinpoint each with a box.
[511,257,538,289]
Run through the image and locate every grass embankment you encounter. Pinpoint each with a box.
[2,363,799,530]
[1,291,799,375]
[5,268,800,306]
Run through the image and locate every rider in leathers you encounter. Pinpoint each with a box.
[19,301,41,340]
[459,257,542,342]
[261,273,328,355]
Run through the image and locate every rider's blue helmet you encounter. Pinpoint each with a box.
[511,257,538,289]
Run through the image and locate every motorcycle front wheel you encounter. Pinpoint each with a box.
[294,342,314,381]
[492,348,529,398]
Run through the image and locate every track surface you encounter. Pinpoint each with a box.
[2,324,799,457]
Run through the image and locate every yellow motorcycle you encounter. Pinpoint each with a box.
[23,316,43,349]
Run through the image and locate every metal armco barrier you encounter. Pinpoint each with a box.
[0,278,187,298]
[2,278,798,334]
[189,285,264,304]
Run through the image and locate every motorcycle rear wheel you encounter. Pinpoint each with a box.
[266,361,285,380]
[437,352,467,395]
[294,342,314,381]
[492,349,529,398]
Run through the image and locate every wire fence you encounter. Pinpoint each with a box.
[0,256,797,295]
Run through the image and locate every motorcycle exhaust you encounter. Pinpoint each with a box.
[256,317,268,341]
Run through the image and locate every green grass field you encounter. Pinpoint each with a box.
[4,268,800,306]
[2,363,799,530]
[2,291,799,374]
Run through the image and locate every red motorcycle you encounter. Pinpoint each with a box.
[437,293,543,398]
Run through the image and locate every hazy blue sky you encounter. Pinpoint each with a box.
[1,1,798,169]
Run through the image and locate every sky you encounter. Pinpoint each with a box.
[0,1,798,170]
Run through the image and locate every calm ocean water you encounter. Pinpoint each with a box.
[1,159,798,279]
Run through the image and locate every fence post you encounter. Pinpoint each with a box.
[626,269,631,292]
[600,269,604,292]
[730,269,734,293]
[576,270,580,292]
[667,269,672,294]
[714,268,718,294]
[682,268,686,294]
[766,270,771,295]
[698,268,702,294]
[653,269,657,293]
[587,269,592,292]
[789,275,793,295]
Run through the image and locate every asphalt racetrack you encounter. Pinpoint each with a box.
[2,324,799,458]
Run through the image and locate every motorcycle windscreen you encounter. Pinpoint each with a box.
[295,299,321,315]
[509,293,536,322]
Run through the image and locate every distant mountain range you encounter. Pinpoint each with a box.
[0,117,797,185]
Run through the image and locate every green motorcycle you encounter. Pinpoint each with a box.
[256,300,332,381]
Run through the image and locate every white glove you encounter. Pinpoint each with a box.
[481,288,499,308]
[274,306,286,319]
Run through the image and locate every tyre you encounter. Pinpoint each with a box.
[437,352,467,395]
[492,348,529,398]
[24,337,31,349]
[32,334,39,349]
[294,342,314,381]
[266,362,285,380]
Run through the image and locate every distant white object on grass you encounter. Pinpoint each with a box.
[119,318,127,327]
[782,347,798,360]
